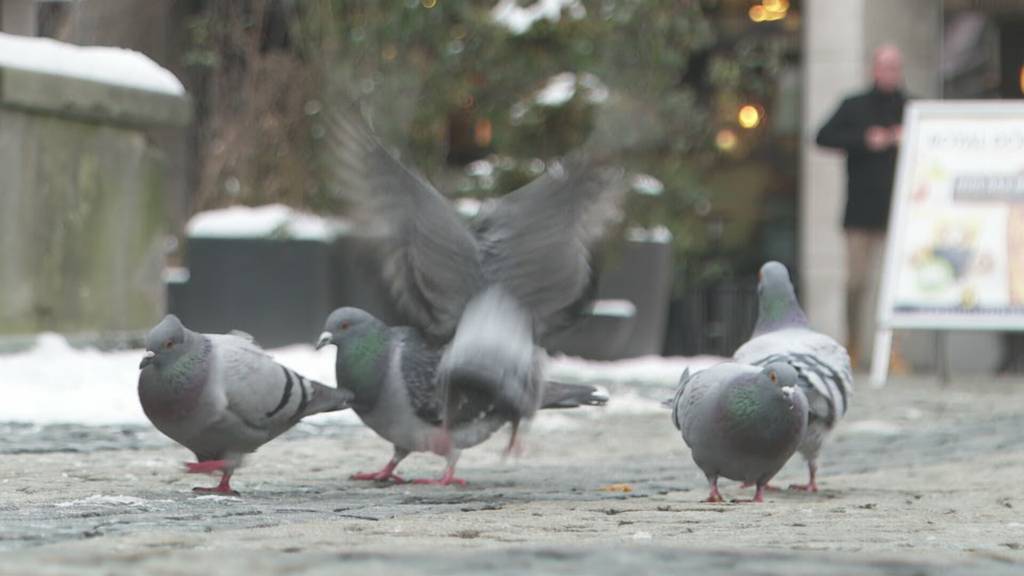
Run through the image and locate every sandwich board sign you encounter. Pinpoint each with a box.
[871,100,1024,386]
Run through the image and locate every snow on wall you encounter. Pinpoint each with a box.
[0,32,185,96]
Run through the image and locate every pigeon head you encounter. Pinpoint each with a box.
[141,314,189,370]
[317,307,382,349]
[760,362,799,389]
[758,363,807,421]
[757,261,795,296]
[752,261,809,335]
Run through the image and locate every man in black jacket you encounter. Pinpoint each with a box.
[816,44,906,369]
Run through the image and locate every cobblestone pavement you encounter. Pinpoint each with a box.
[1,376,1022,575]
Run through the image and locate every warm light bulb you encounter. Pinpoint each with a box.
[749,5,766,22]
[1019,64,1024,95]
[738,105,761,129]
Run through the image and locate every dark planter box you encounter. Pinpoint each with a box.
[545,238,674,360]
[168,237,333,348]
[663,277,759,358]
[168,235,412,348]
[168,234,673,359]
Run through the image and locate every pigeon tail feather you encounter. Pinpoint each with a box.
[540,381,609,409]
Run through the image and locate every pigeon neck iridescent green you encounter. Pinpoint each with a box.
[722,377,801,454]
[335,324,390,409]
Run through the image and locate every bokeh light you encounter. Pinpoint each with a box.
[738,105,762,129]
[715,128,738,151]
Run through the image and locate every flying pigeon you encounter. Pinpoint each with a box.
[733,261,855,492]
[671,362,808,503]
[138,315,354,495]
[321,98,625,474]
[317,308,608,484]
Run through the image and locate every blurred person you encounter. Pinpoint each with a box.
[815,44,907,371]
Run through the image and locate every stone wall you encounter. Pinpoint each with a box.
[0,54,189,338]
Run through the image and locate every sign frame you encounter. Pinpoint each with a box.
[871,100,1024,386]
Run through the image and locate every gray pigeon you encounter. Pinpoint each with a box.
[323,99,625,454]
[138,315,354,495]
[317,308,608,485]
[733,261,855,492]
[671,362,808,503]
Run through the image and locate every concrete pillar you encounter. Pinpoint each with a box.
[801,0,866,343]
[1,0,37,35]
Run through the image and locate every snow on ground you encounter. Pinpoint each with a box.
[186,204,351,241]
[545,353,722,389]
[0,334,355,426]
[0,334,725,426]
[0,32,185,96]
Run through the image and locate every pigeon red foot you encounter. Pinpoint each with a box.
[705,482,725,503]
[789,463,819,492]
[185,460,240,496]
[731,484,767,503]
[351,458,405,483]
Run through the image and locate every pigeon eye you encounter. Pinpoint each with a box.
[340,321,350,330]
[164,340,174,349]
[768,371,777,383]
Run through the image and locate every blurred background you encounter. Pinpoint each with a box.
[1,0,1022,373]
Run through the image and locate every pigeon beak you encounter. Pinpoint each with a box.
[139,350,156,369]
[315,332,333,350]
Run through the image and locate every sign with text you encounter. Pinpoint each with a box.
[872,101,1024,385]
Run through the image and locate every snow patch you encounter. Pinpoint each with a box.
[491,0,586,35]
[466,160,494,178]
[0,333,723,425]
[186,204,351,241]
[0,32,185,96]
[0,334,360,426]
[844,420,903,436]
[586,299,636,319]
[455,198,483,219]
[630,173,665,196]
[161,267,191,284]
[546,354,724,389]
[191,494,240,502]
[626,226,673,244]
[535,72,608,107]
[604,390,668,415]
[56,495,170,508]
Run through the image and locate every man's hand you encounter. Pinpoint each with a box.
[865,126,892,151]
[890,124,903,144]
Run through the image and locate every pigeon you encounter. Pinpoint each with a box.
[733,261,855,492]
[321,98,624,472]
[317,307,609,485]
[138,314,354,495]
[671,362,808,503]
